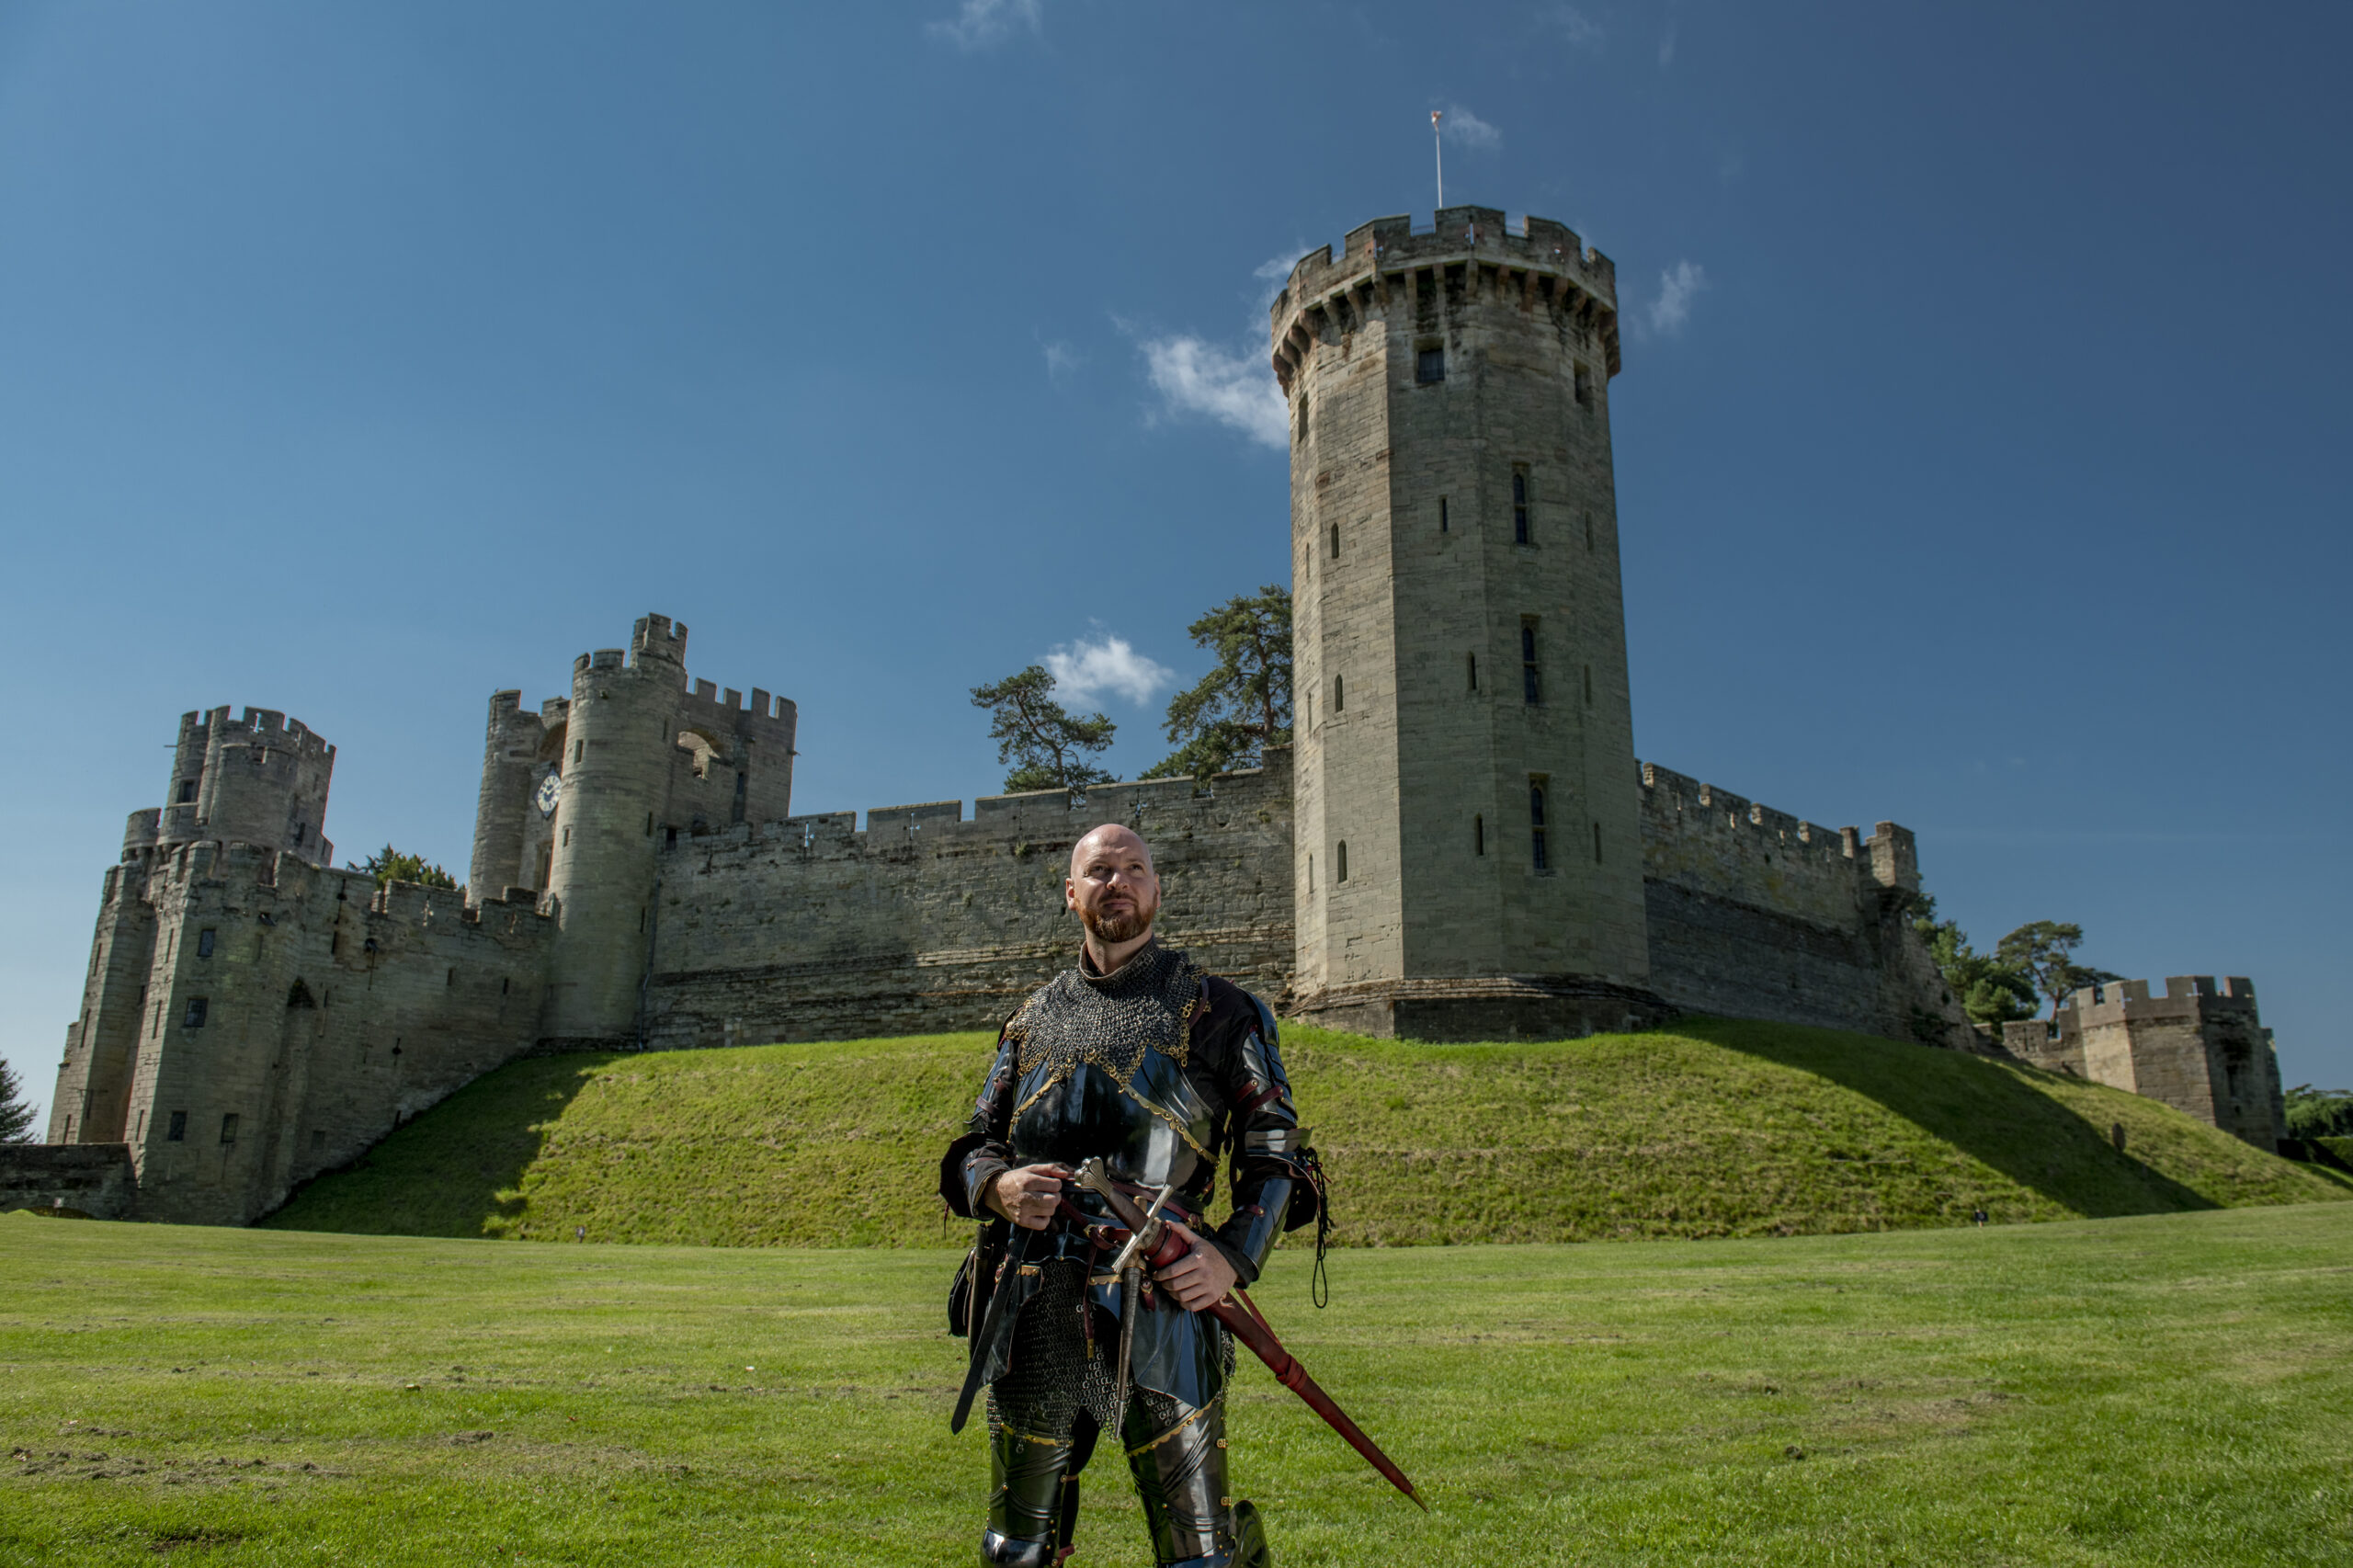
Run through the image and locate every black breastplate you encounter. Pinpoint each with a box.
[1004,942,1214,1189]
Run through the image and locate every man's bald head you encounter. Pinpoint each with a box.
[1066,823,1161,949]
[1069,823,1154,881]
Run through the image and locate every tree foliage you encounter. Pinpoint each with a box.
[1142,585,1293,783]
[2284,1085,2353,1141]
[1994,920,2121,1017]
[1908,899,2119,1031]
[970,666,1117,793]
[349,846,459,890]
[0,1057,37,1143]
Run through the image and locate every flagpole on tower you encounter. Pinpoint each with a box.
[1431,110,1444,208]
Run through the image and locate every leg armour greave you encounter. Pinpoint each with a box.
[1126,1391,1234,1565]
[983,1423,1072,1563]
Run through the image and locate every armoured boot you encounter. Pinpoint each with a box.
[983,1423,1073,1566]
[1127,1396,1270,1566]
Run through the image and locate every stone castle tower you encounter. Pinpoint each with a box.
[1273,207,1661,1039]
[467,613,797,1049]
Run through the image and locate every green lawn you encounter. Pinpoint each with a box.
[262,1017,2351,1247]
[7,1204,2351,1565]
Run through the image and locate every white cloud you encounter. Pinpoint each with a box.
[926,0,1041,51]
[1548,6,1605,48]
[1658,26,1677,66]
[1040,339,1081,380]
[1648,260,1708,335]
[1135,332,1288,449]
[1438,105,1503,149]
[1045,633,1175,708]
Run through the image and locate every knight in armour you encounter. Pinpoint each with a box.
[940,824,1318,1567]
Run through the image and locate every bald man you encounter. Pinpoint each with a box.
[940,824,1318,1568]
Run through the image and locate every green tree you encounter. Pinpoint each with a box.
[2283,1085,2353,1141]
[0,1056,37,1143]
[971,666,1117,793]
[1995,921,2120,1017]
[1142,585,1293,783]
[348,846,459,890]
[1908,895,2040,1031]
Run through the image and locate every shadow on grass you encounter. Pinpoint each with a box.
[259,1052,617,1238]
[1678,1017,2222,1217]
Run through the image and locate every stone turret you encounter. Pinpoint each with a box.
[142,707,335,865]
[2005,977,2284,1150]
[1275,208,1661,1039]
[527,614,797,1049]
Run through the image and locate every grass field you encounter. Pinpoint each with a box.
[6,1204,2352,1566]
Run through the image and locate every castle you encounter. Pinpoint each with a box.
[12,208,2279,1227]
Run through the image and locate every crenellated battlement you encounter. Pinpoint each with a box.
[1269,208,1621,390]
[631,612,688,668]
[680,676,794,729]
[2057,974,2260,1018]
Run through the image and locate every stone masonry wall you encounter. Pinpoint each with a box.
[642,759,1294,1048]
[1637,763,1965,1044]
[0,1144,136,1219]
[2004,977,2283,1148]
[73,843,551,1226]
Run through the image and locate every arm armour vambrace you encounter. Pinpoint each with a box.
[941,1032,1020,1220]
[1211,995,1317,1283]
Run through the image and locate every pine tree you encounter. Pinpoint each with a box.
[1142,585,1293,783]
[970,666,1118,793]
[0,1057,38,1143]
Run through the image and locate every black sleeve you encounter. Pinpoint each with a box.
[1207,983,1317,1284]
[938,1029,1018,1221]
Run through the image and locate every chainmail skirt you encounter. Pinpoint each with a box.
[986,1257,1230,1449]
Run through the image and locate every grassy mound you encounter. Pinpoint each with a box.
[262,1017,2350,1246]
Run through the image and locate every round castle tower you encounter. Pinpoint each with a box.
[1275,206,1663,1039]
[129,706,335,864]
[526,613,797,1049]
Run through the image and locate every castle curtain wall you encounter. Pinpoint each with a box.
[640,760,1296,1048]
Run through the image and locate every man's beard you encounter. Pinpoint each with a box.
[1080,901,1155,945]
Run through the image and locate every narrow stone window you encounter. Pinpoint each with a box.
[1594,822,1605,864]
[445,967,455,988]
[1336,841,1350,882]
[197,928,216,959]
[644,812,654,836]
[167,1110,187,1142]
[1467,653,1479,691]
[638,908,646,933]
[1513,466,1531,544]
[1438,496,1449,532]
[183,997,209,1028]
[1329,522,1341,560]
[1417,346,1445,383]
[1530,782,1550,870]
[665,825,677,846]
[573,740,584,766]
[501,977,510,995]
[1584,510,1596,552]
[177,779,197,804]
[292,821,307,846]
[1585,665,1595,706]
[1574,363,1592,405]
[62,1114,73,1142]
[1521,619,1541,705]
[1333,675,1345,713]
[1296,392,1309,444]
[219,1112,239,1147]
[313,1130,325,1152]
[1306,854,1314,893]
[1474,814,1485,856]
[562,826,571,846]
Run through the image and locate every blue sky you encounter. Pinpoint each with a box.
[4,1,2348,1128]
